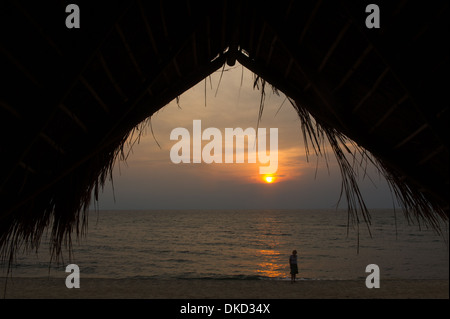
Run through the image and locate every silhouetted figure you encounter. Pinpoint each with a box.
[289,250,298,283]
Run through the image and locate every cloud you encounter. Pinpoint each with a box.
[94,63,395,210]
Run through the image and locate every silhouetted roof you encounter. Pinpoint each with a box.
[1,0,448,261]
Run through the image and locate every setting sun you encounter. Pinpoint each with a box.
[264,175,275,183]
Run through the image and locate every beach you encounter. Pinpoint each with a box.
[1,277,448,299]
[2,210,448,301]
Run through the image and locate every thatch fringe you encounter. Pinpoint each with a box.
[289,95,448,237]
[0,123,136,272]
[1,62,448,276]
[251,75,448,243]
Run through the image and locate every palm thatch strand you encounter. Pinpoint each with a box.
[0,0,448,266]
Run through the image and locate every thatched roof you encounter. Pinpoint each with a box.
[1,0,448,262]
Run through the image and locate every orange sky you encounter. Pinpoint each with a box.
[95,63,394,210]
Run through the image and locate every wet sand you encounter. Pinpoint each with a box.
[1,277,448,299]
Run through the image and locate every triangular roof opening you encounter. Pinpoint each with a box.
[1,0,447,262]
[95,61,395,212]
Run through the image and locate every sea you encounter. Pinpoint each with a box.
[2,209,449,281]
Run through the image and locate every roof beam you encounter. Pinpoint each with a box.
[318,20,351,72]
[369,94,408,133]
[79,75,110,114]
[159,0,169,38]
[19,161,36,175]
[98,52,128,102]
[284,57,294,79]
[418,145,445,166]
[192,33,198,67]
[333,44,373,92]
[11,1,63,57]
[206,17,212,59]
[352,67,390,113]
[39,133,66,155]
[173,58,183,78]
[265,35,278,67]
[1,47,40,87]
[115,23,145,81]
[394,123,428,150]
[299,0,322,45]
[254,22,266,60]
[58,103,89,134]
[220,0,227,51]
[0,100,21,119]
[138,0,159,57]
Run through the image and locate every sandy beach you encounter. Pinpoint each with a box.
[0,277,447,299]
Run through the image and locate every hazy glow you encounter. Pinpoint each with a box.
[94,62,395,210]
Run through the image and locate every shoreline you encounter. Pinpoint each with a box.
[0,277,448,299]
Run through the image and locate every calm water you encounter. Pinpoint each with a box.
[3,209,449,280]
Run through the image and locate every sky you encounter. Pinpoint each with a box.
[94,63,396,210]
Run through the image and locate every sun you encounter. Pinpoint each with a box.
[263,175,275,183]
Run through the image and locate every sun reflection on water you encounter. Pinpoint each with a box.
[256,249,287,278]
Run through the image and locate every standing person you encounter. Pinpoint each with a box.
[289,250,298,283]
